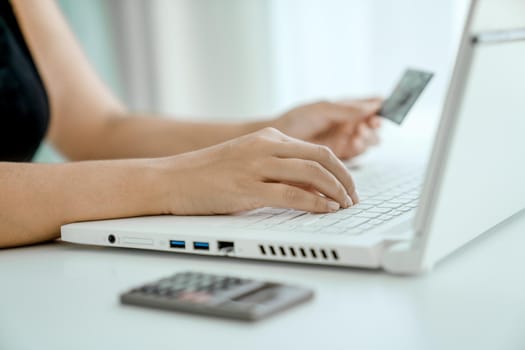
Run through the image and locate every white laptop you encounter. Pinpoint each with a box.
[61,0,525,274]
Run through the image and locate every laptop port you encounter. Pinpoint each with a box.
[193,241,210,251]
[169,240,186,249]
[218,241,234,253]
[108,234,116,244]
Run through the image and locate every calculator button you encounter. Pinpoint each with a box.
[224,278,239,287]
[141,286,157,294]
[157,281,174,290]
[195,285,210,292]
[157,289,171,296]
[218,280,229,287]
[199,275,212,283]
[177,291,211,303]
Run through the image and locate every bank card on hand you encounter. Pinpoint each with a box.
[380,69,434,125]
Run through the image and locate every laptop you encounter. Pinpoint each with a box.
[61,0,525,274]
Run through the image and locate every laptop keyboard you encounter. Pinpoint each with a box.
[230,163,423,236]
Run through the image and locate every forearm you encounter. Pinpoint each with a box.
[0,159,169,248]
[12,0,272,160]
[74,113,272,160]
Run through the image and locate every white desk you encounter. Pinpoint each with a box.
[1,212,525,350]
[2,125,525,350]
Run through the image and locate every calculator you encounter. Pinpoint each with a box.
[120,271,314,321]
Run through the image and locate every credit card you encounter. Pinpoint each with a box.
[380,69,434,125]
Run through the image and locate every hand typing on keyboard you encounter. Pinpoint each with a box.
[165,127,364,216]
[229,163,422,236]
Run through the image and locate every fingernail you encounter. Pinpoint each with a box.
[328,201,340,212]
[352,191,360,203]
[345,194,353,207]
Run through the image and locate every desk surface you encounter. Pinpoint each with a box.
[2,125,525,350]
[2,211,525,350]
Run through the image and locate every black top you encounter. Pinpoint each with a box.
[0,1,49,162]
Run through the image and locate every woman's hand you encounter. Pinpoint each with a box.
[160,127,359,215]
[272,98,383,160]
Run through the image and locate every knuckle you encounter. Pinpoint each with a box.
[306,162,331,182]
[283,187,301,203]
[261,127,281,136]
[317,145,331,156]
[247,194,263,209]
[313,196,326,211]
[305,160,323,174]
[255,134,269,144]
[247,133,272,148]
[317,145,333,159]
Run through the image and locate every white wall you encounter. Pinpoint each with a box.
[147,0,470,124]
[150,0,274,120]
[268,0,375,109]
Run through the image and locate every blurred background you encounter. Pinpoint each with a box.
[36,0,470,161]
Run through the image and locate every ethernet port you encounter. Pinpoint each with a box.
[217,241,234,253]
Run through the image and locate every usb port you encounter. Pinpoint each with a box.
[169,240,186,249]
[193,241,210,251]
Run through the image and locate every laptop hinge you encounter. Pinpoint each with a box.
[382,237,429,275]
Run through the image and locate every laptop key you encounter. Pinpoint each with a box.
[337,217,370,227]
[354,212,381,219]
[377,202,403,209]
[368,219,385,226]
[351,204,374,210]
[367,207,392,214]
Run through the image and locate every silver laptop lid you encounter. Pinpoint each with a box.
[414,0,525,270]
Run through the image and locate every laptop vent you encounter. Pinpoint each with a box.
[258,244,339,261]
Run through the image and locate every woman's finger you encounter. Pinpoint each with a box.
[271,140,359,204]
[357,123,380,147]
[261,158,352,208]
[367,129,380,146]
[259,183,341,213]
[336,127,371,160]
[367,116,382,129]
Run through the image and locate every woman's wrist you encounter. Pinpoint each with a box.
[144,157,180,215]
